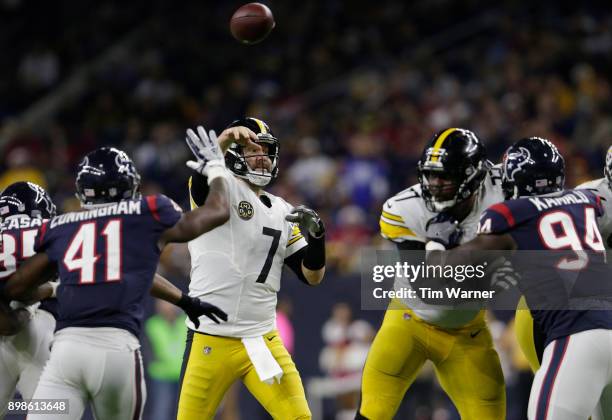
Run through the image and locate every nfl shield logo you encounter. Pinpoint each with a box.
[203,346,212,355]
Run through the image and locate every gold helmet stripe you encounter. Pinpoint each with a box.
[250,118,268,134]
[430,127,458,162]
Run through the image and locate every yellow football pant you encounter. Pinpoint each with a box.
[359,301,505,420]
[514,296,542,372]
[177,329,311,420]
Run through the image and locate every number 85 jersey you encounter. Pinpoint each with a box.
[188,170,307,338]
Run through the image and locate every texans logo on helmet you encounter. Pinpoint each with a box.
[504,147,533,182]
[114,149,138,177]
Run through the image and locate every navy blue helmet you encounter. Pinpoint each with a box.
[417,128,490,212]
[225,117,279,187]
[501,137,565,200]
[76,147,141,206]
[0,181,56,219]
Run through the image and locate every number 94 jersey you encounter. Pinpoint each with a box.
[187,170,307,338]
[478,189,612,346]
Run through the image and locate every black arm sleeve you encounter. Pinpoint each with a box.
[285,247,309,285]
[284,233,326,285]
[396,240,426,251]
[189,173,209,207]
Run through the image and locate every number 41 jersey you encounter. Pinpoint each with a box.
[34,195,182,338]
[479,189,612,346]
[188,170,307,338]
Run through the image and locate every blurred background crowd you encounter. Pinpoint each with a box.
[1,0,611,418]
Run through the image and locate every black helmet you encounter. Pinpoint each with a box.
[417,128,490,212]
[0,181,56,219]
[75,147,141,206]
[225,117,279,187]
[501,137,565,200]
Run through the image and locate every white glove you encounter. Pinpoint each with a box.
[185,126,227,184]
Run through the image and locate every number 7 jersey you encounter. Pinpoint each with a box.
[187,170,307,338]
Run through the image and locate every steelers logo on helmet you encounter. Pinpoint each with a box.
[605,145,612,188]
[225,117,279,187]
[417,128,490,212]
[501,137,564,200]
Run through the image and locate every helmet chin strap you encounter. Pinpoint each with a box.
[246,173,271,187]
[244,161,272,187]
[431,198,457,212]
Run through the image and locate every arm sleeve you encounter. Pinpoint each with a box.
[396,240,425,251]
[379,199,423,243]
[188,173,210,209]
[284,247,310,285]
[145,194,182,228]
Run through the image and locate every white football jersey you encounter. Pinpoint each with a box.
[379,167,505,328]
[576,178,612,248]
[187,170,307,337]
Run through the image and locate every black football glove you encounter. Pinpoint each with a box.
[425,212,463,249]
[177,294,228,327]
[488,258,521,292]
[285,205,325,238]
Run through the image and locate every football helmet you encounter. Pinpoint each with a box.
[605,145,612,189]
[225,117,279,187]
[417,128,490,212]
[75,147,141,207]
[0,181,56,219]
[501,137,564,199]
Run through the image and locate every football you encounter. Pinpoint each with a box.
[230,3,275,45]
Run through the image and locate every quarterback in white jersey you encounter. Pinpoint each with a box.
[357,128,506,420]
[178,118,326,420]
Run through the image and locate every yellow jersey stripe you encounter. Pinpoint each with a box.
[430,127,458,162]
[379,217,408,228]
[380,219,416,239]
[188,176,198,210]
[252,118,268,134]
[381,211,404,223]
[287,235,304,246]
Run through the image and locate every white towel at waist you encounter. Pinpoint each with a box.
[241,336,283,385]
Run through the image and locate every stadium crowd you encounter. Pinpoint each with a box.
[1,1,612,418]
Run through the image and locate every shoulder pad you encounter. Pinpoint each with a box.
[380,185,428,242]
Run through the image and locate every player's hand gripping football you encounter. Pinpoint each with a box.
[286,205,326,238]
[185,126,227,182]
[425,212,463,249]
[177,294,228,327]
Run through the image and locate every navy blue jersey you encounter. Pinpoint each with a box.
[34,195,181,337]
[0,216,58,317]
[479,189,612,345]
